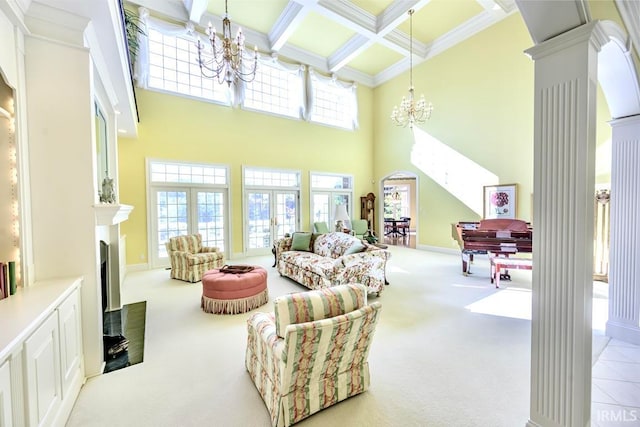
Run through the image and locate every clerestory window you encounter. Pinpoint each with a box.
[135,14,358,130]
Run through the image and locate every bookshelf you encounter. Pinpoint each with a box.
[0,77,19,297]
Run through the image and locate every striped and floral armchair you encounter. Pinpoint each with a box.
[245,284,382,427]
[166,234,225,282]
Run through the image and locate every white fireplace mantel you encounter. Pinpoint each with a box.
[94,203,133,226]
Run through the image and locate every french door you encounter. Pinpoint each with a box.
[311,192,351,231]
[245,190,298,256]
[151,187,227,267]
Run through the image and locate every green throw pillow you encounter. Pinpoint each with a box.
[291,232,312,252]
[343,242,365,255]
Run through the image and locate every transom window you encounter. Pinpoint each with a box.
[245,169,299,187]
[311,174,352,189]
[150,161,228,185]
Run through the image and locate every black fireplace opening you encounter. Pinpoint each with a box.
[100,240,146,373]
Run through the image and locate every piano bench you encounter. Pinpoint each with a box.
[490,256,532,288]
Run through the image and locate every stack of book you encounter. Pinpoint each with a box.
[0,261,16,299]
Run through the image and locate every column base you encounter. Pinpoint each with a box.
[606,320,640,345]
[526,420,544,427]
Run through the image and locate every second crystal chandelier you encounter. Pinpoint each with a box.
[391,9,433,128]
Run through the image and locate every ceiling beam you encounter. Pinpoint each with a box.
[315,0,431,72]
[182,0,208,23]
[268,1,309,51]
[328,34,372,72]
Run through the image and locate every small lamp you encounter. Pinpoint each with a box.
[333,204,350,232]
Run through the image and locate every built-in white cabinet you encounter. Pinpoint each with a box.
[24,312,61,426]
[0,278,84,427]
[57,289,82,400]
[0,359,12,427]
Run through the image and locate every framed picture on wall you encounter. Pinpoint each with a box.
[483,184,517,219]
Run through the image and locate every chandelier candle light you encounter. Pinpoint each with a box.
[197,0,258,86]
[391,9,433,128]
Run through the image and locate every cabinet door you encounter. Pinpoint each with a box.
[24,312,61,427]
[0,360,12,427]
[58,289,82,398]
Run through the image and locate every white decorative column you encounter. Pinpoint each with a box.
[607,115,640,344]
[526,22,606,427]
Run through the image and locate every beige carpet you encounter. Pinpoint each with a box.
[67,247,538,426]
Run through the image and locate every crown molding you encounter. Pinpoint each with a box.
[25,1,89,45]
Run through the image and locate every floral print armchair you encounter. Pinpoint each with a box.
[166,234,225,282]
[245,284,382,427]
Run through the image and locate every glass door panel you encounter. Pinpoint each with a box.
[246,192,272,252]
[312,193,330,230]
[196,191,226,252]
[153,189,188,266]
[275,192,297,239]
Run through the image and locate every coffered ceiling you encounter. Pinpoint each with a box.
[126,0,519,87]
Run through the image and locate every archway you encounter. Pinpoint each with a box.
[379,171,419,248]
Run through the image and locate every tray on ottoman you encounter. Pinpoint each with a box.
[219,264,255,274]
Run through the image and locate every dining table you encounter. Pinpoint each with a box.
[384,217,409,237]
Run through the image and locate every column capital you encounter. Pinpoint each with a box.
[525,20,609,60]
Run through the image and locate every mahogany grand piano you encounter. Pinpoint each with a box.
[451,218,532,276]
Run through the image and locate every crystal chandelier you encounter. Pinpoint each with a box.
[391,9,433,128]
[196,0,258,87]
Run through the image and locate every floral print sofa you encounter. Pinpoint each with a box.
[275,232,390,295]
[245,283,382,427]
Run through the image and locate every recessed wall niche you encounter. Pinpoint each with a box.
[0,73,20,287]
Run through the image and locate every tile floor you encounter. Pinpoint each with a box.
[591,280,640,426]
[592,339,640,426]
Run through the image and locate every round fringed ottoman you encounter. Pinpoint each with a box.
[201,266,269,314]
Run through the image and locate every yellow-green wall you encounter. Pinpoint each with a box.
[119,86,374,263]
[372,13,612,249]
[120,11,616,263]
